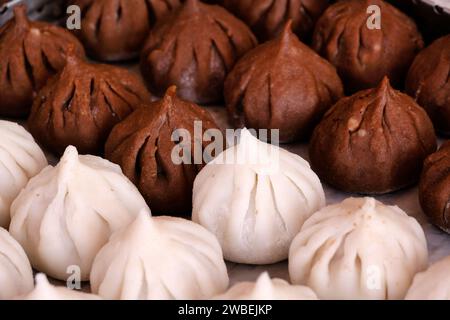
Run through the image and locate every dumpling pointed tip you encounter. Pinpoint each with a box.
[165,86,178,98]
[256,272,272,284]
[252,272,274,296]
[239,128,258,144]
[161,86,178,108]
[275,20,297,51]
[376,76,392,94]
[13,5,30,28]
[184,0,201,12]
[63,44,82,67]
[63,145,79,157]
[130,209,154,232]
[280,20,294,41]
[283,20,294,34]
[59,145,80,169]
[34,273,50,287]
[137,208,152,221]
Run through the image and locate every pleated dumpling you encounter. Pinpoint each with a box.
[9,146,149,281]
[0,227,33,299]
[213,272,317,300]
[289,197,428,300]
[0,120,47,228]
[405,256,450,300]
[19,274,101,300]
[90,210,229,300]
[193,129,325,264]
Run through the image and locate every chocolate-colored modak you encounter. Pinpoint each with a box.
[105,86,220,216]
[225,22,343,143]
[419,141,450,234]
[70,0,181,61]
[309,77,437,194]
[0,5,85,117]
[406,35,450,135]
[28,51,152,155]
[222,0,329,41]
[312,0,423,93]
[140,0,257,104]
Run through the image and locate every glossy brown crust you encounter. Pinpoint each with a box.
[225,22,343,143]
[419,141,450,233]
[312,0,423,93]
[105,86,220,216]
[222,0,329,41]
[406,35,450,135]
[140,0,257,104]
[70,0,181,62]
[28,54,152,155]
[309,77,437,194]
[0,5,85,117]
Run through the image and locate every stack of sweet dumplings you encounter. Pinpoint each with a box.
[0,0,450,300]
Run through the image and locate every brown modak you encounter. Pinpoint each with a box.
[70,0,181,62]
[222,0,329,41]
[140,0,257,104]
[312,0,423,93]
[105,86,220,216]
[406,35,450,135]
[419,141,450,233]
[309,77,437,194]
[225,22,343,143]
[0,5,85,117]
[28,51,152,155]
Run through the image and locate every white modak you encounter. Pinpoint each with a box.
[19,274,101,300]
[0,227,33,299]
[289,197,428,300]
[0,120,47,228]
[213,272,318,300]
[193,129,325,265]
[406,256,450,300]
[90,210,229,300]
[9,146,149,281]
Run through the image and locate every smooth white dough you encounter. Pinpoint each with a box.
[289,197,428,300]
[0,121,47,228]
[0,227,33,299]
[9,146,149,281]
[19,274,101,300]
[406,256,450,300]
[213,272,318,300]
[193,129,325,264]
[90,210,229,300]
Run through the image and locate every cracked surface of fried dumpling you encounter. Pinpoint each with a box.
[309,77,436,194]
[106,86,219,216]
[70,0,181,61]
[0,5,85,117]
[312,0,423,93]
[140,0,257,104]
[28,52,152,155]
[406,35,450,135]
[222,0,329,41]
[419,142,450,234]
[225,22,343,143]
